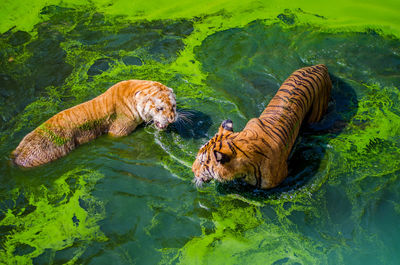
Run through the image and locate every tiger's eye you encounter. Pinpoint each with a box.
[156,107,164,112]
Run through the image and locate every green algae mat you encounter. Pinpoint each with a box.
[1,0,400,264]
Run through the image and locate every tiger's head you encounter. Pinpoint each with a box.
[136,81,177,130]
[192,119,254,186]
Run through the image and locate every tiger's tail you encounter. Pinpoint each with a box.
[306,64,332,123]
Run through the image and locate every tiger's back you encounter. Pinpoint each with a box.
[249,64,331,157]
[192,64,332,189]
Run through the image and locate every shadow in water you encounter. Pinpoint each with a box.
[216,74,359,200]
[168,109,213,139]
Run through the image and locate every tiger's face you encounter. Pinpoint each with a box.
[192,120,252,186]
[148,89,177,130]
[136,83,177,130]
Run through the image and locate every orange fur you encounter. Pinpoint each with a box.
[12,80,177,167]
[192,65,332,189]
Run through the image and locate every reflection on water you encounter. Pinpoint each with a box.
[0,2,400,265]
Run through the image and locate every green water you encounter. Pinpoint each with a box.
[1,1,400,264]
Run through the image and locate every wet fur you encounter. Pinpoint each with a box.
[192,65,332,189]
[12,80,177,167]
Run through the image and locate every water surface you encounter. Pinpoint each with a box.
[0,1,400,264]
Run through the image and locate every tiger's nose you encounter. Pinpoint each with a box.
[201,176,212,183]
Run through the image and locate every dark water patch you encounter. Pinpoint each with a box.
[8,31,31,46]
[61,6,194,62]
[0,225,16,240]
[0,74,18,127]
[277,9,297,25]
[32,248,54,265]
[169,109,212,139]
[325,185,352,225]
[122,55,143,66]
[272,257,289,265]
[195,22,304,118]
[0,23,72,134]
[13,243,36,256]
[148,37,186,61]
[146,212,200,248]
[87,58,114,77]
[50,244,84,264]
[26,20,73,91]
[0,191,37,223]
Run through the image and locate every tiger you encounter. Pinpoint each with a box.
[12,80,177,168]
[192,64,332,189]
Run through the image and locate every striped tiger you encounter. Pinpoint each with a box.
[12,80,177,167]
[192,64,332,189]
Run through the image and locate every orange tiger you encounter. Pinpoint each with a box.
[192,64,332,189]
[12,80,177,168]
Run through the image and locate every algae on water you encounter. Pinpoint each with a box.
[0,2,399,264]
[0,168,107,264]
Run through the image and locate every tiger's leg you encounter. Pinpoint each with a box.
[108,117,138,137]
[260,158,288,189]
[12,129,75,167]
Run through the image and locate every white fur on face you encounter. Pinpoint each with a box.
[136,87,177,130]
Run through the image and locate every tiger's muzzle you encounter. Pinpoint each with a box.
[193,174,213,187]
[154,121,168,130]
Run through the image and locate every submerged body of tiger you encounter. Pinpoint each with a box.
[12,80,177,168]
[192,64,332,189]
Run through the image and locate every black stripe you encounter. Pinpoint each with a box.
[283,82,309,106]
[291,74,315,100]
[277,93,306,113]
[256,164,262,189]
[236,138,250,144]
[285,96,306,113]
[256,120,280,144]
[226,141,237,155]
[210,164,216,177]
[206,151,211,164]
[263,116,291,141]
[279,88,293,96]
[304,68,324,85]
[299,69,320,87]
[250,163,262,189]
[259,119,287,145]
[271,109,299,128]
[261,110,300,124]
[266,104,302,125]
[261,138,272,149]
[274,95,289,104]
[204,164,212,176]
[269,126,287,146]
[217,131,224,141]
[307,67,327,87]
[253,148,270,159]
[231,141,250,158]
[298,70,321,99]
[291,89,308,110]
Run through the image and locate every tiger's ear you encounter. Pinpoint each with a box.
[221,119,233,132]
[214,150,231,164]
